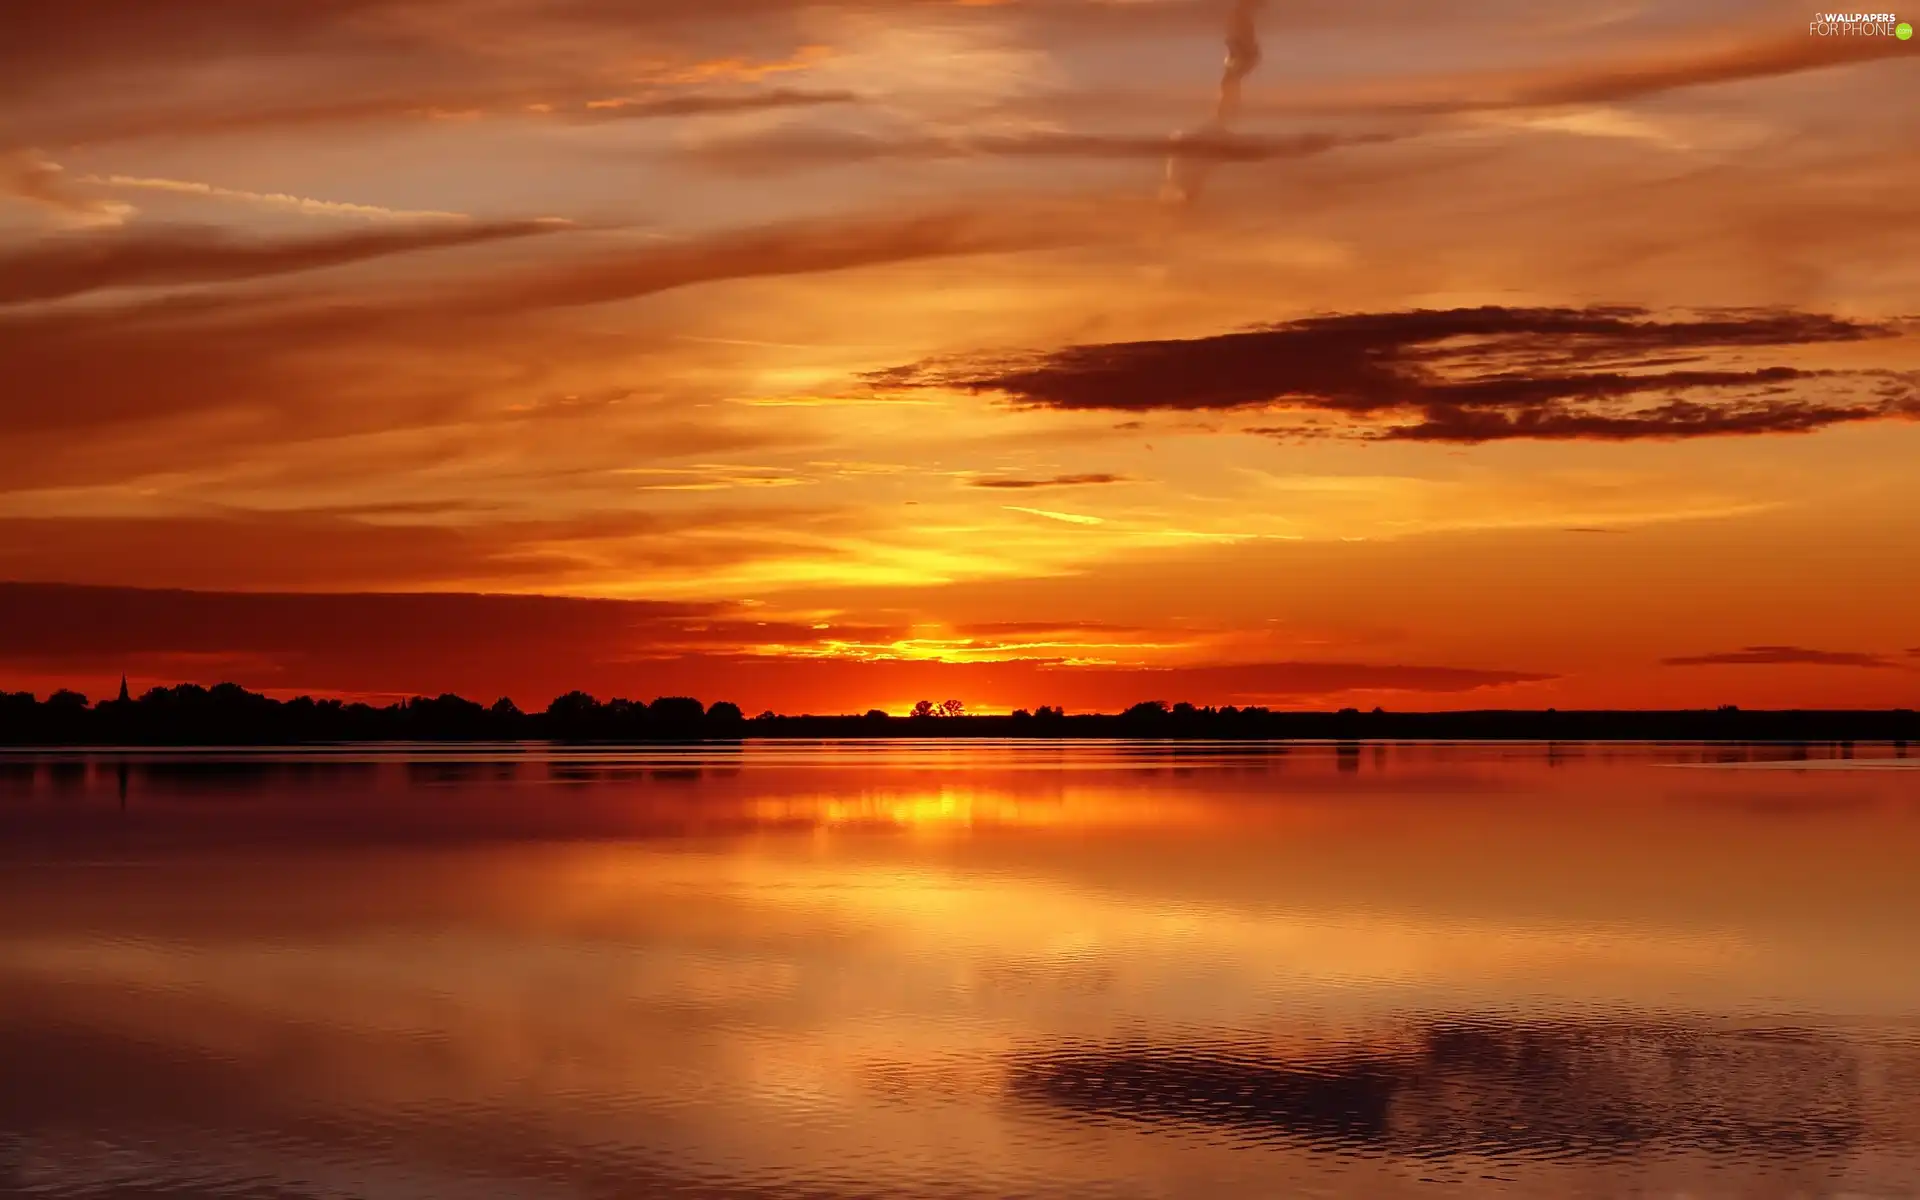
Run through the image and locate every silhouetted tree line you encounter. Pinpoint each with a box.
[0,683,745,745]
[0,683,1914,745]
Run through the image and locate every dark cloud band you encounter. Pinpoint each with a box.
[1663,645,1907,670]
[872,305,1920,443]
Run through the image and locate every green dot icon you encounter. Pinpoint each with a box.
[1900,21,1914,39]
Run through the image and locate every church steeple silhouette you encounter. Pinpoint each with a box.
[117,675,130,704]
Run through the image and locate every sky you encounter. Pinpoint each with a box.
[0,0,1916,714]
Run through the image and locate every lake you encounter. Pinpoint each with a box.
[2,741,1918,1198]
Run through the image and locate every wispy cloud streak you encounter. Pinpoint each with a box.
[0,221,572,306]
[78,174,473,222]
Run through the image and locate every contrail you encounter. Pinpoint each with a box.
[1164,0,1267,205]
[1216,0,1265,123]
[78,173,472,222]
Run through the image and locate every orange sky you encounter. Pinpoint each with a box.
[1,0,1916,713]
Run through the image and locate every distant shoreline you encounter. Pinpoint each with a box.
[2,681,1915,747]
[1,738,1917,754]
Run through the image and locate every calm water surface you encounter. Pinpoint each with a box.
[2,741,1918,1198]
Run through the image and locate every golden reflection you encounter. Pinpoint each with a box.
[746,786,1214,830]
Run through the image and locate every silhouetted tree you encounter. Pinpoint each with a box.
[1011,708,1033,720]
[911,700,936,719]
[707,701,744,724]
[864,709,890,721]
[404,693,486,737]
[649,696,705,725]
[546,691,601,720]
[940,699,965,717]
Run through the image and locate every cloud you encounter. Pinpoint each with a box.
[0,580,789,702]
[1662,646,1907,670]
[0,582,1556,712]
[0,581,915,670]
[0,0,965,95]
[0,201,1113,447]
[0,0,756,101]
[456,203,1104,315]
[0,1,985,146]
[51,87,867,145]
[0,151,133,227]
[11,5,1899,153]
[966,473,1127,489]
[0,501,857,595]
[1259,29,1913,118]
[0,0,399,97]
[621,464,812,492]
[573,88,859,122]
[872,306,1920,443]
[75,174,474,221]
[956,619,1157,638]
[1127,660,1556,701]
[1003,506,1104,525]
[0,221,570,305]
[682,129,1391,173]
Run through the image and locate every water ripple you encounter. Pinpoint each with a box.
[1006,1016,1885,1163]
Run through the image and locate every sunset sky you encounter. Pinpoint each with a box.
[1,0,1916,713]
